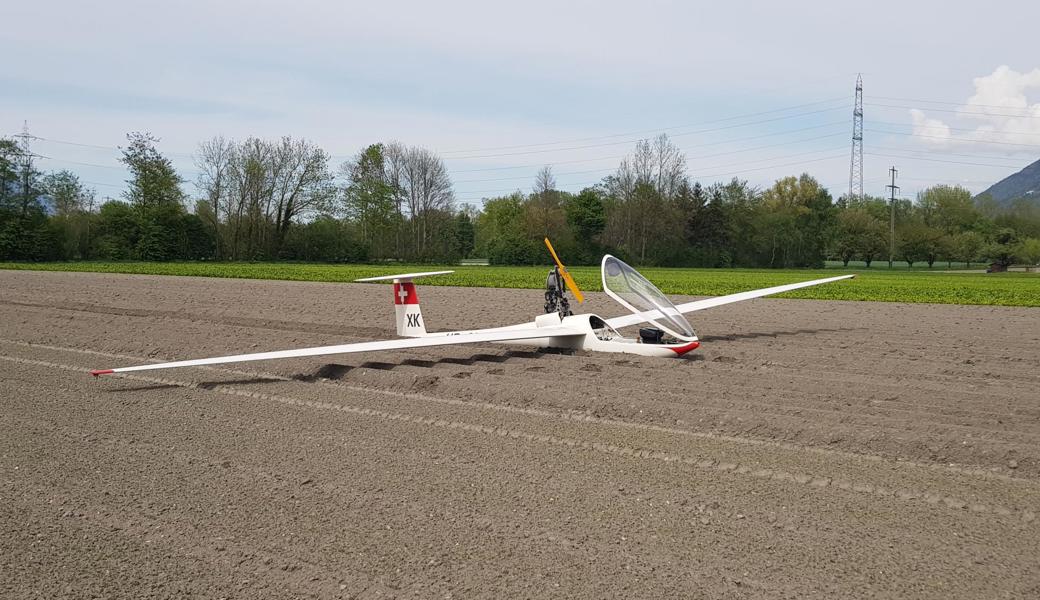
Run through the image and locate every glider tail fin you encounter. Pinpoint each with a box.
[393,279,427,337]
[355,270,455,338]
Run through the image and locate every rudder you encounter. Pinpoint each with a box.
[355,270,455,338]
[394,280,427,337]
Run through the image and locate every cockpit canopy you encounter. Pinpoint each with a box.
[601,255,696,341]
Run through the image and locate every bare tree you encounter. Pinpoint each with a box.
[195,137,234,258]
[526,165,566,240]
[227,137,274,258]
[391,145,453,258]
[607,134,686,201]
[195,136,333,259]
[533,165,556,196]
[383,141,409,256]
[603,134,687,264]
[268,136,335,254]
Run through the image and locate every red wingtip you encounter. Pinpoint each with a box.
[90,369,114,378]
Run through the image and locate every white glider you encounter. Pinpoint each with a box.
[90,240,853,377]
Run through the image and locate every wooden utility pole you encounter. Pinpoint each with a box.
[886,166,899,268]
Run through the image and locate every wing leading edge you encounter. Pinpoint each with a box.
[604,274,855,330]
[90,326,582,377]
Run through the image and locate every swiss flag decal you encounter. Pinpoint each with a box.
[393,282,420,305]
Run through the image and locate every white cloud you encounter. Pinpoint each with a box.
[910,66,1040,154]
[909,108,953,144]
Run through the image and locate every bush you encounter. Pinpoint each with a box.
[279,218,369,263]
[487,236,543,265]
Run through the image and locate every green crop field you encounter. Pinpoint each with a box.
[2,261,1038,307]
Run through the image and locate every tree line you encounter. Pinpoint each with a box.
[2,132,1039,268]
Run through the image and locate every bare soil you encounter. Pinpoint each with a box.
[1,270,1039,599]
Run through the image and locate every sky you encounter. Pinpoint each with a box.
[2,0,1039,206]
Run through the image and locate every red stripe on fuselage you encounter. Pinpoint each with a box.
[668,341,700,356]
[393,282,420,305]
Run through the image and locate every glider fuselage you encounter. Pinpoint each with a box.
[435,312,700,358]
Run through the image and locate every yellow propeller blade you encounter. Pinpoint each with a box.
[544,238,584,304]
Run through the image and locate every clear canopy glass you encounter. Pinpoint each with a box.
[601,255,696,340]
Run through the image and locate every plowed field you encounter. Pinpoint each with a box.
[2,270,1038,598]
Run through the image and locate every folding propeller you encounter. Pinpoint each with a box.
[544,238,584,304]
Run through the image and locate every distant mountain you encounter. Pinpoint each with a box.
[977,157,1040,204]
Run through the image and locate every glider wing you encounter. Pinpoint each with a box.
[90,326,583,377]
[603,274,855,330]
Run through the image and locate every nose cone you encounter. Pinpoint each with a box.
[669,341,700,356]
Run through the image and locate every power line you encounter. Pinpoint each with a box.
[870,144,1028,163]
[865,102,1040,120]
[33,153,203,175]
[442,105,850,160]
[691,152,848,179]
[28,119,850,178]
[865,152,1028,169]
[864,128,1040,148]
[451,130,849,173]
[29,121,851,183]
[454,153,849,200]
[893,175,994,184]
[454,144,848,185]
[437,97,849,154]
[869,119,1040,138]
[869,95,1040,111]
[29,135,197,158]
[24,100,850,166]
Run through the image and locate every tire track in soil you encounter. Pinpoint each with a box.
[4,337,1036,487]
[5,299,1036,423]
[1,489,381,599]
[5,329,1039,480]
[2,352,1036,525]
[8,321,1036,446]
[0,410,395,599]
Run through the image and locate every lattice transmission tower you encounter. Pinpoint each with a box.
[848,74,864,201]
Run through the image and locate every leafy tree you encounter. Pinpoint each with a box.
[983,228,1019,268]
[756,174,835,268]
[42,170,92,214]
[686,190,733,267]
[0,138,20,206]
[830,209,868,267]
[121,132,185,208]
[474,193,526,257]
[91,200,139,259]
[0,141,52,261]
[917,185,978,233]
[707,178,759,266]
[342,143,398,258]
[451,211,475,259]
[40,171,95,258]
[898,222,943,268]
[994,197,1040,239]
[1017,238,1040,265]
[950,231,984,267]
[564,187,606,262]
